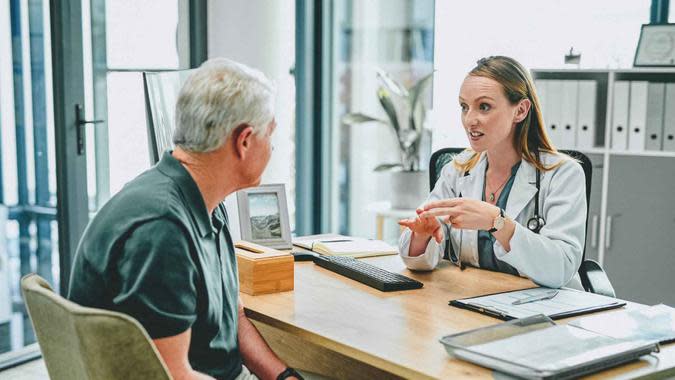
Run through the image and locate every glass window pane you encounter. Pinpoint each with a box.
[0,0,58,362]
[330,0,435,240]
[105,0,183,69]
[106,72,151,196]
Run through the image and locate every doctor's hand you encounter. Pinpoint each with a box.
[419,198,499,231]
[398,208,444,243]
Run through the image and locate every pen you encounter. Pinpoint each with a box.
[512,290,559,305]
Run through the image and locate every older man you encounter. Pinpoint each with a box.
[68,59,300,380]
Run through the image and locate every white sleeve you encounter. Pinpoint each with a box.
[493,160,586,288]
[398,163,458,271]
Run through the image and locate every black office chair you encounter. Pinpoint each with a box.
[429,148,616,297]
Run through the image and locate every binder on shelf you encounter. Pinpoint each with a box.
[663,83,675,151]
[440,314,659,380]
[559,80,578,149]
[610,81,629,151]
[576,80,597,150]
[545,80,564,148]
[534,79,548,122]
[628,81,648,151]
[645,82,665,151]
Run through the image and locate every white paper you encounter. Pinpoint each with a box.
[462,287,621,319]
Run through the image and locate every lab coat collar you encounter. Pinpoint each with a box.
[456,153,538,219]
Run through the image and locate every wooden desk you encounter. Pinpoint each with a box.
[241,256,675,379]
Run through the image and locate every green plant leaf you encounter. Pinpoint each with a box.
[374,163,403,172]
[377,88,401,134]
[341,113,387,125]
[375,68,409,97]
[408,71,435,130]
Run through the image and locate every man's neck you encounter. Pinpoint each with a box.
[172,147,239,215]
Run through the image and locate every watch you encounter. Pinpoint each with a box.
[488,208,505,233]
[277,367,303,380]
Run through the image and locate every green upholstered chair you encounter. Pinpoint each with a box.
[20,274,171,380]
[429,148,616,298]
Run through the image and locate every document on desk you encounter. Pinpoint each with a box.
[293,234,398,258]
[450,287,625,320]
[569,304,675,344]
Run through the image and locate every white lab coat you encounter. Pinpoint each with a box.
[399,150,587,289]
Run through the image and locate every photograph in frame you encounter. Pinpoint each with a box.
[236,184,292,249]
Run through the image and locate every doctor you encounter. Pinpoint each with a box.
[398,56,586,289]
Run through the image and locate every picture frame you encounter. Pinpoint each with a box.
[236,184,292,249]
[634,23,675,67]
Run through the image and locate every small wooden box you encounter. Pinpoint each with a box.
[235,241,294,295]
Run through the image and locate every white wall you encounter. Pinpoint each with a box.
[432,0,650,151]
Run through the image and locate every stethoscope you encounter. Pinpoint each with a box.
[447,160,546,269]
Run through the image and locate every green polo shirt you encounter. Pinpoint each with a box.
[68,151,242,380]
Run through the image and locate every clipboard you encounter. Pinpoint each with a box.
[449,287,626,321]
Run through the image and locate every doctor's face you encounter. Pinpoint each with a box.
[459,75,520,153]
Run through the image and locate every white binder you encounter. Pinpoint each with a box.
[576,80,596,150]
[628,81,648,151]
[610,81,629,151]
[534,79,548,124]
[646,82,665,151]
[545,80,563,148]
[559,80,578,149]
[663,83,675,151]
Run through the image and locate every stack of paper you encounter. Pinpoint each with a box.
[293,234,398,258]
[570,304,675,344]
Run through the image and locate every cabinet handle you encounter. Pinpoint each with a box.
[605,215,613,249]
[591,214,599,248]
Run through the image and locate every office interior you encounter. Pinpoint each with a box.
[1,0,675,378]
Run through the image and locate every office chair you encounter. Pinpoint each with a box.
[20,274,171,380]
[429,148,616,297]
[143,69,196,164]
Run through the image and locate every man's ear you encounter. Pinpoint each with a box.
[232,124,254,159]
[515,98,531,123]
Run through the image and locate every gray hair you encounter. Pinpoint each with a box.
[173,58,275,152]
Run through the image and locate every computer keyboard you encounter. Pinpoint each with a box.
[313,255,423,292]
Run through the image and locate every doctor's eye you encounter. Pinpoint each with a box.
[460,103,468,113]
[479,103,491,111]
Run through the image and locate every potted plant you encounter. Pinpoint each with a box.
[341,68,434,209]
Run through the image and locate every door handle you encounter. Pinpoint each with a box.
[75,104,104,155]
[605,215,613,249]
[591,214,599,248]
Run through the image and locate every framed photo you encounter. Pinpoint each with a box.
[634,23,675,67]
[236,184,292,249]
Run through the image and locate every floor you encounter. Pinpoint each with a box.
[0,359,48,380]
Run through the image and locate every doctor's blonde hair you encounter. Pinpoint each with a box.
[454,56,562,173]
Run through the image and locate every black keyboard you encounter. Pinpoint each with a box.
[313,255,423,292]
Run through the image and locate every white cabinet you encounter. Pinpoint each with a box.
[532,69,675,306]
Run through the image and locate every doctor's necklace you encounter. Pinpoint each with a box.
[485,172,511,203]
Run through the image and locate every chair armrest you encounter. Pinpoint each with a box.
[578,259,616,298]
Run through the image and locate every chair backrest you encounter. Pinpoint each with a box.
[20,274,171,380]
[143,69,196,164]
[428,148,592,262]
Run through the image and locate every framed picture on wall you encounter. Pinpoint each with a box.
[236,184,292,249]
[634,23,675,67]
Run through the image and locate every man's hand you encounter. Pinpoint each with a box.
[398,208,443,243]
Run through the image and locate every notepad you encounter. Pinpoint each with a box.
[450,287,626,320]
[292,234,398,258]
[440,314,659,380]
[570,304,675,344]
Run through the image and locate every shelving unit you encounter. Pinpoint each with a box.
[532,69,675,306]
